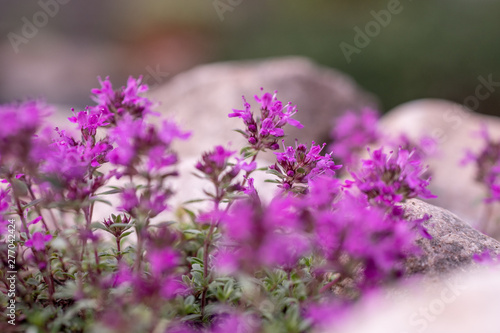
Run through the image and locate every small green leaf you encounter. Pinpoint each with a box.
[97,188,122,195]
[183,229,202,235]
[234,129,248,137]
[266,169,285,179]
[183,198,207,204]
[89,197,112,206]
[23,198,44,209]
[90,222,108,231]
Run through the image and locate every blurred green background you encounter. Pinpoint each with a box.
[1,0,499,115]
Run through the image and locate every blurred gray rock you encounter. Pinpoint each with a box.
[147,56,378,161]
[380,99,500,235]
[403,199,500,276]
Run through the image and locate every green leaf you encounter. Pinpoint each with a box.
[183,229,202,235]
[90,222,108,231]
[182,208,197,223]
[108,223,132,229]
[89,197,112,206]
[23,198,43,209]
[183,198,207,204]
[180,314,202,322]
[234,129,248,137]
[266,169,285,179]
[243,150,258,159]
[184,295,195,305]
[27,278,39,286]
[11,179,28,197]
[187,257,204,265]
[97,188,122,195]
[149,221,176,228]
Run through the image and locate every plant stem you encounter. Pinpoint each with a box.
[116,236,122,261]
[12,190,30,239]
[319,274,342,294]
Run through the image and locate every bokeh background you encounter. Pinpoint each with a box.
[1,0,500,115]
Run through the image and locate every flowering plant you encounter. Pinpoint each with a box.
[0,78,436,332]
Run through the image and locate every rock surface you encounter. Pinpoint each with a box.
[147,56,378,160]
[380,99,500,233]
[403,199,500,276]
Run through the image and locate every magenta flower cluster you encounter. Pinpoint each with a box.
[329,108,380,165]
[349,147,435,207]
[462,124,500,203]
[0,80,446,333]
[269,140,342,191]
[229,90,303,151]
[90,76,154,125]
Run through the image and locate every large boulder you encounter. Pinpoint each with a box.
[147,56,378,160]
[380,99,500,233]
[403,199,500,276]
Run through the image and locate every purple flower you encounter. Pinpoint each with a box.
[329,108,380,166]
[108,114,144,167]
[109,114,188,174]
[147,247,179,277]
[195,146,247,196]
[103,214,132,238]
[242,176,259,201]
[0,100,51,168]
[41,129,112,183]
[28,216,43,226]
[349,147,435,206]
[146,146,178,171]
[305,175,342,208]
[473,249,500,264]
[303,301,347,331]
[159,276,187,299]
[270,141,342,191]
[91,76,153,124]
[158,119,191,145]
[462,124,500,203]
[392,133,438,160]
[0,100,49,139]
[211,313,259,333]
[209,146,235,168]
[119,188,139,213]
[216,196,309,273]
[313,192,419,288]
[258,232,309,268]
[0,188,10,212]
[229,90,303,151]
[68,107,110,140]
[141,190,169,217]
[119,186,171,217]
[25,232,52,251]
